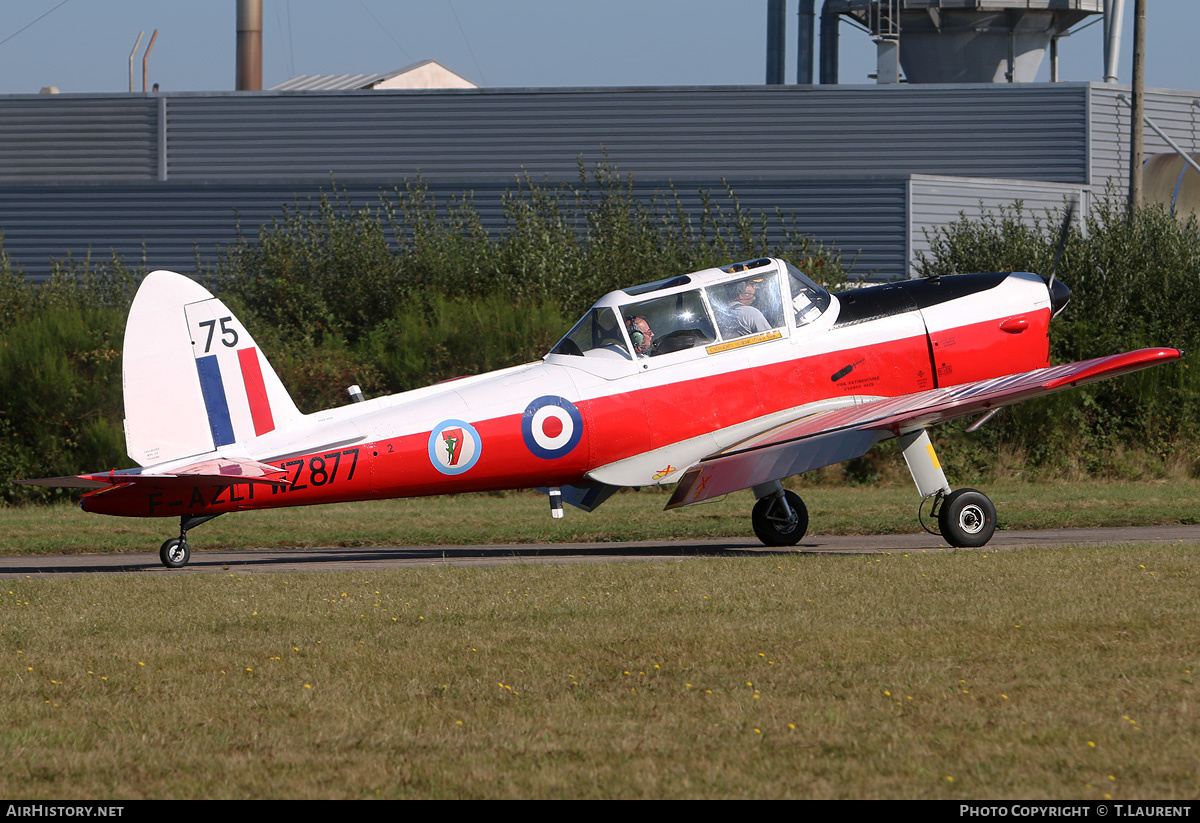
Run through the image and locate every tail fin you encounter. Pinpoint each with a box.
[123,271,302,466]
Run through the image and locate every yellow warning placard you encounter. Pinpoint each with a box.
[705,329,782,355]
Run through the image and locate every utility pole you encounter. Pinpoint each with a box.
[1128,0,1146,218]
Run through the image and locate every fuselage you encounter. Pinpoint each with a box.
[81,262,1057,518]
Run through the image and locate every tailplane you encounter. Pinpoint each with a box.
[123,270,302,466]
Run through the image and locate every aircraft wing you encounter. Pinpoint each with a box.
[19,457,289,490]
[666,347,1182,509]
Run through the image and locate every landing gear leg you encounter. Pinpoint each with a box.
[903,429,997,548]
[750,481,808,547]
[158,514,222,569]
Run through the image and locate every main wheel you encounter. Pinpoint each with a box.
[751,490,809,547]
[159,537,190,569]
[937,488,996,548]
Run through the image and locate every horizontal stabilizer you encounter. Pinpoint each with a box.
[20,457,289,490]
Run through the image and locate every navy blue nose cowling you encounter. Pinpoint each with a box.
[1043,276,1071,317]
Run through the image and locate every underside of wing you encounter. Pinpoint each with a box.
[19,457,290,490]
[667,347,1181,509]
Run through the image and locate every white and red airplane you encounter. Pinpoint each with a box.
[21,258,1180,568]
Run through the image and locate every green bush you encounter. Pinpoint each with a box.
[214,163,852,330]
[362,294,571,392]
[916,196,1200,473]
[13,164,1196,498]
[0,305,127,502]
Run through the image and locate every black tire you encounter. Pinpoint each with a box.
[751,490,809,547]
[160,537,190,569]
[937,488,996,548]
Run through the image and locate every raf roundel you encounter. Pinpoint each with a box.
[522,396,583,460]
[428,419,482,475]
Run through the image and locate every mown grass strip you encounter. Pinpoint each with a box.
[2,544,1196,799]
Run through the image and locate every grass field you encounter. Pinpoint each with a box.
[2,545,1197,799]
[1,480,1198,799]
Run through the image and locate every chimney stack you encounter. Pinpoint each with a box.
[236,0,263,91]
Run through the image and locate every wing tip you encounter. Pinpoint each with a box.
[1044,347,1183,390]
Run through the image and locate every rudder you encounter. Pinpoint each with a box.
[123,271,302,466]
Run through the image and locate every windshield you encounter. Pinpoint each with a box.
[550,306,631,359]
[784,262,832,326]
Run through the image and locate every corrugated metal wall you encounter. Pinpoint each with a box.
[0,97,159,182]
[157,85,1090,183]
[1089,86,1200,197]
[908,175,1089,276]
[0,177,910,281]
[0,82,1194,283]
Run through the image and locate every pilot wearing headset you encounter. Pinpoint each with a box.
[624,315,655,357]
[720,279,772,337]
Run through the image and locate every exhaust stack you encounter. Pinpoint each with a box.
[236,0,262,91]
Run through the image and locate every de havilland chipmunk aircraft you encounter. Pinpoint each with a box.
[21,257,1180,568]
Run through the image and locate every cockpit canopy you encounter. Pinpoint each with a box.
[549,258,832,360]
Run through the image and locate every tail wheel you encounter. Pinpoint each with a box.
[752,490,809,547]
[159,537,190,569]
[937,488,996,548]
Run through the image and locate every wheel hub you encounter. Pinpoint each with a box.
[958,504,986,535]
[767,501,797,532]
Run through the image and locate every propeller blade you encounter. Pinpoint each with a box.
[1048,196,1078,290]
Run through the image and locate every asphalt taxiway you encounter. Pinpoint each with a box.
[1,525,1197,577]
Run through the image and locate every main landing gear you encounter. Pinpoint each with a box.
[905,429,997,548]
[158,514,221,569]
[743,429,999,550]
[750,482,809,546]
[923,488,997,548]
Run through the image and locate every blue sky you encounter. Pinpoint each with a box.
[0,1,1194,94]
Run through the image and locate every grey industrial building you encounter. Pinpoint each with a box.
[1,79,1197,283]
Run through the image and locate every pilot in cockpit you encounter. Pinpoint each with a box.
[721,279,772,337]
[624,315,655,357]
